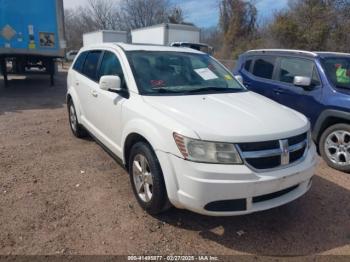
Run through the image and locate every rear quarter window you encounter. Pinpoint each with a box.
[73,52,88,73]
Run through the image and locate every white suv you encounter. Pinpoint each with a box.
[67,43,317,216]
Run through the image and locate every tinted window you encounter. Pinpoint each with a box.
[252,57,276,79]
[322,57,350,89]
[82,51,102,81]
[244,59,252,72]
[279,57,320,85]
[73,52,88,72]
[98,51,124,80]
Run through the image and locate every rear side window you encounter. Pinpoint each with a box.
[252,57,276,79]
[73,52,88,72]
[279,57,320,85]
[82,51,102,81]
[244,59,252,72]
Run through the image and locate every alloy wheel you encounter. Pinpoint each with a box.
[69,105,77,132]
[325,130,350,166]
[132,154,153,203]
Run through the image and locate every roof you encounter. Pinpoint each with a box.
[314,51,350,58]
[245,49,317,57]
[80,42,204,54]
[131,23,200,33]
[171,42,213,48]
[245,49,350,58]
[83,30,127,35]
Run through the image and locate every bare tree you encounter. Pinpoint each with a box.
[64,0,187,50]
[86,0,123,30]
[119,0,168,29]
[167,6,185,24]
[219,0,258,57]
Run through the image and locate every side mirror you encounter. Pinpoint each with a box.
[99,75,121,93]
[293,76,311,88]
[235,75,243,84]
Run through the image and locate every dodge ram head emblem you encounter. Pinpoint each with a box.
[280,139,290,165]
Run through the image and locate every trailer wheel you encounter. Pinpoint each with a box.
[46,58,55,86]
[0,58,8,87]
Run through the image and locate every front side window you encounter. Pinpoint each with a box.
[82,51,102,81]
[127,51,245,95]
[98,51,126,89]
[278,57,320,86]
[98,52,123,79]
[322,57,350,89]
[73,51,88,73]
[252,57,276,79]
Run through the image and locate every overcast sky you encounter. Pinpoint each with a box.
[63,0,288,28]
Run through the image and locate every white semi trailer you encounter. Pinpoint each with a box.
[83,30,128,47]
[131,23,200,46]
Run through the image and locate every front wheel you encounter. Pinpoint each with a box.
[319,123,350,172]
[129,142,171,215]
[67,100,87,138]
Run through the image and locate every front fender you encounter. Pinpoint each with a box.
[67,88,83,123]
[121,118,174,157]
[121,118,182,203]
[313,109,350,141]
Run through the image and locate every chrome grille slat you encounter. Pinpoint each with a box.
[242,148,281,159]
[237,133,308,171]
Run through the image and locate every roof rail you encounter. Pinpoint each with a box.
[246,49,318,57]
[315,51,350,56]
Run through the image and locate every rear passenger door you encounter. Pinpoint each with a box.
[242,55,280,101]
[79,50,103,130]
[273,57,323,118]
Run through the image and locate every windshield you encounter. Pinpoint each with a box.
[322,57,350,89]
[127,51,245,95]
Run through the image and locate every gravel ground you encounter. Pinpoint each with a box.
[0,70,349,256]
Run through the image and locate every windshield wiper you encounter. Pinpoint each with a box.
[155,88,183,93]
[185,87,237,93]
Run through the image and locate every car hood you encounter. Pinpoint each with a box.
[143,91,309,142]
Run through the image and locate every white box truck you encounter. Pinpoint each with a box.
[83,30,127,46]
[131,23,200,46]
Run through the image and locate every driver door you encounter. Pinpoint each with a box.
[89,50,128,158]
[273,57,323,119]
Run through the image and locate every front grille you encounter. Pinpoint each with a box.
[245,156,281,169]
[238,133,308,171]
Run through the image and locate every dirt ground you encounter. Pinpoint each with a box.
[0,70,349,257]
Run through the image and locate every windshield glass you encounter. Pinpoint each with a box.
[322,57,350,89]
[127,51,245,95]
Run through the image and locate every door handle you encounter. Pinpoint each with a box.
[91,90,98,97]
[75,81,79,86]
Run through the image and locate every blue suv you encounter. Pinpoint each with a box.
[234,49,350,172]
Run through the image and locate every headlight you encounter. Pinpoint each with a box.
[173,133,242,164]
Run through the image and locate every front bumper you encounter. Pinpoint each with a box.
[156,144,317,216]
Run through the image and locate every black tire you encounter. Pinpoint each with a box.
[319,123,350,172]
[67,99,87,138]
[128,142,171,215]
